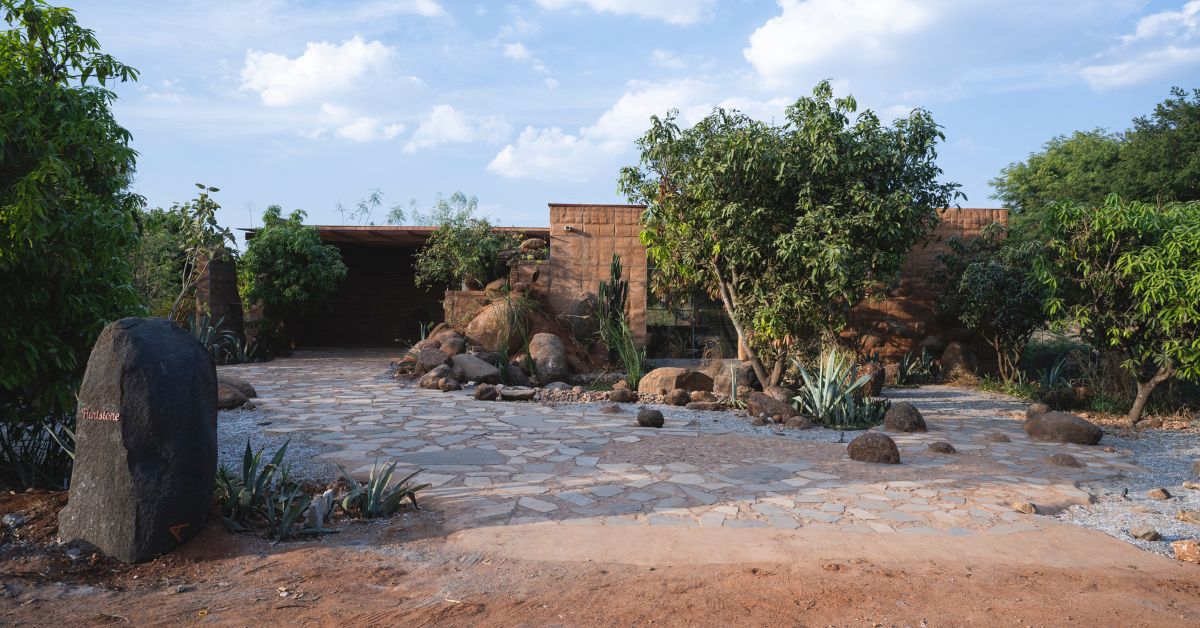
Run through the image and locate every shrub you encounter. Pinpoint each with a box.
[411,193,521,290]
[337,459,430,519]
[597,254,646,388]
[792,348,889,429]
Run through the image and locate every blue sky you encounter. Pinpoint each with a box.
[70,0,1200,234]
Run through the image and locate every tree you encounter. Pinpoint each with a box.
[411,193,521,289]
[931,225,1048,382]
[1116,87,1200,204]
[0,0,141,487]
[619,80,961,386]
[1036,195,1200,425]
[239,206,347,350]
[388,190,478,226]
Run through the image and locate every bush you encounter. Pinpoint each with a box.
[792,348,889,430]
[411,193,522,289]
[597,254,646,388]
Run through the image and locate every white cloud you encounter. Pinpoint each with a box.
[240,36,394,106]
[503,42,532,61]
[535,0,715,25]
[1081,1,1200,90]
[745,0,934,88]
[488,127,595,181]
[403,105,510,153]
[544,77,560,89]
[336,117,406,142]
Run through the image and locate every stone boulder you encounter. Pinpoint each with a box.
[415,347,451,375]
[562,292,599,341]
[883,401,927,433]
[609,388,638,403]
[747,391,798,421]
[465,300,526,354]
[1047,453,1082,467]
[638,368,713,395]
[529,333,569,383]
[451,353,501,385]
[483,277,509,299]
[58,318,217,563]
[217,381,248,410]
[941,342,978,375]
[782,416,814,429]
[429,330,466,357]
[685,401,723,411]
[472,351,503,366]
[665,388,691,406]
[637,408,664,428]
[474,383,499,401]
[419,364,453,390]
[690,390,717,403]
[438,378,462,392]
[712,362,759,394]
[502,362,532,387]
[499,386,537,401]
[1024,411,1103,445]
[856,362,885,398]
[217,374,256,399]
[929,442,956,454]
[763,385,794,403]
[1025,403,1050,420]
[847,432,901,464]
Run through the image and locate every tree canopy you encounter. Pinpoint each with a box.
[411,193,521,290]
[620,80,961,386]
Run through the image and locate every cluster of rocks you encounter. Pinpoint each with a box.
[216,373,257,410]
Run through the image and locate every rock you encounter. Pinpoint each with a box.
[598,404,624,414]
[432,333,465,357]
[685,401,723,411]
[499,386,537,401]
[450,353,501,385]
[483,277,509,298]
[304,489,335,530]
[1025,403,1050,420]
[782,416,813,429]
[217,374,257,399]
[750,416,768,427]
[1129,525,1161,541]
[474,383,499,401]
[689,390,717,403]
[1172,540,1200,564]
[2,513,28,529]
[1047,453,1082,467]
[763,385,794,403]
[414,338,441,352]
[471,351,502,366]
[856,362,885,398]
[1177,511,1200,525]
[1012,502,1038,515]
[941,342,978,375]
[1024,412,1103,445]
[638,368,713,395]
[613,379,629,390]
[58,318,216,563]
[847,432,900,464]
[883,363,900,386]
[465,300,527,354]
[916,335,944,355]
[1183,482,1200,491]
[1148,488,1173,500]
[1193,460,1200,479]
[637,408,665,428]
[242,401,256,411]
[712,362,759,394]
[746,391,798,421]
[883,402,926,433]
[983,432,1011,443]
[544,381,571,391]
[438,378,462,392]
[609,388,638,403]
[501,363,532,387]
[528,333,569,383]
[562,292,599,341]
[929,442,957,454]
[419,364,453,390]
[665,388,691,406]
[415,347,451,375]
[217,381,248,410]
[519,237,547,253]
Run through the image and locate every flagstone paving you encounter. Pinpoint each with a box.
[221,350,1144,537]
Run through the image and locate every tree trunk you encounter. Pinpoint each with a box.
[713,271,770,386]
[769,355,785,388]
[1126,365,1174,426]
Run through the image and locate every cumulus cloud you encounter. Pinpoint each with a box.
[1081,1,1200,90]
[403,105,510,153]
[535,0,715,25]
[744,0,933,88]
[240,36,394,106]
[503,42,532,61]
[314,104,406,142]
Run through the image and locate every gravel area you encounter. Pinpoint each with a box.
[557,401,851,444]
[1054,428,1200,556]
[216,408,338,481]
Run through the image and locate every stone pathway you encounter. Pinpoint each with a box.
[221,350,1143,537]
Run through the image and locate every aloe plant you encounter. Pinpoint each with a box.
[792,350,871,423]
[337,459,431,519]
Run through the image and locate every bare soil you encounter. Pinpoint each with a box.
[3,491,1199,626]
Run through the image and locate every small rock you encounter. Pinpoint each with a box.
[612,379,629,391]
[1183,482,1200,491]
[598,404,624,414]
[544,382,572,392]
[1024,411,1103,445]
[983,432,1011,443]
[928,442,956,454]
[217,381,249,410]
[1012,502,1037,515]
[609,388,638,403]
[1025,403,1049,420]
[419,364,453,390]
[746,391,798,421]
[684,401,723,411]
[883,402,926,433]
[474,383,499,401]
[241,401,257,411]
[689,390,717,403]
[637,408,665,428]
[1046,453,1082,467]
[2,513,28,529]
[438,377,462,392]
[750,416,767,427]
[1148,488,1172,500]
[846,432,900,464]
[499,386,537,401]
[665,388,691,406]
[173,585,196,594]
[1128,525,1161,541]
[782,416,813,429]
[571,386,584,395]
[1177,510,1200,525]
[1172,539,1200,564]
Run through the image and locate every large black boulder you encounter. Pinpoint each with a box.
[58,318,218,563]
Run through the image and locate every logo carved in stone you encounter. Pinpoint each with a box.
[80,408,120,421]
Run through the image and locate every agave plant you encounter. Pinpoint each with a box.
[792,349,871,424]
[895,348,937,386]
[214,440,289,530]
[337,459,431,519]
[828,396,891,430]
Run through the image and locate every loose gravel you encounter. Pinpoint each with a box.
[557,400,852,444]
[1054,428,1200,556]
[216,407,338,481]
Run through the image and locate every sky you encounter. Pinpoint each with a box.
[68,0,1200,234]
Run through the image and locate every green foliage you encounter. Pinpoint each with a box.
[188,313,254,365]
[791,349,884,429]
[337,459,430,519]
[213,441,330,540]
[931,224,1048,382]
[411,193,521,289]
[239,205,348,350]
[1036,195,1200,424]
[0,0,142,489]
[727,363,746,409]
[978,374,1039,400]
[596,254,646,388]
[621,80,960,387]
[895,349,937,387]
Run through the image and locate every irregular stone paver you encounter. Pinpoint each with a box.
[220,351,1140,537]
